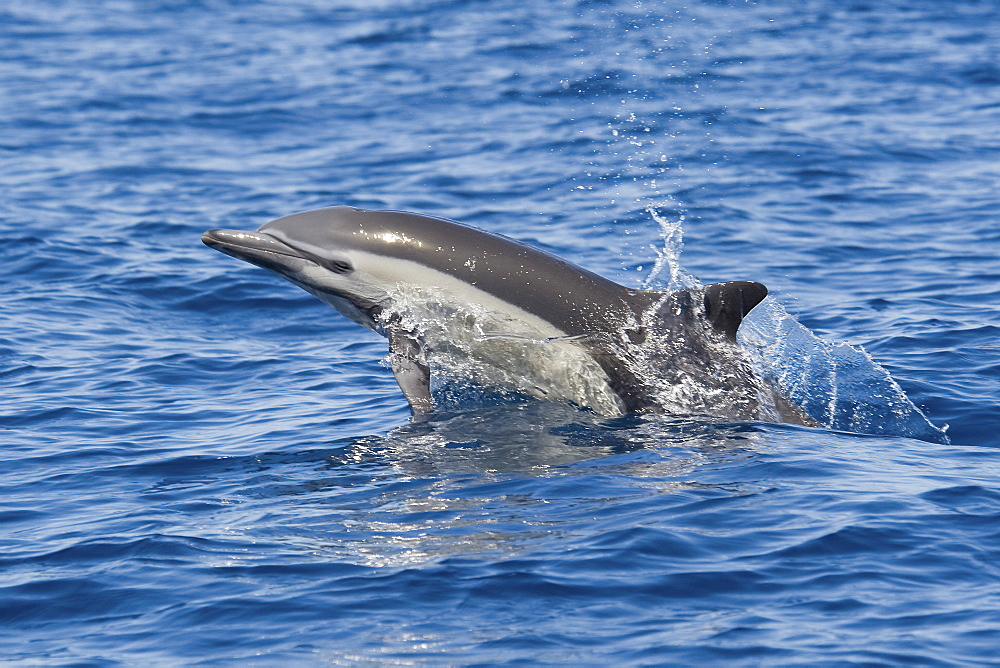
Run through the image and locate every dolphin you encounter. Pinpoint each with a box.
[202,206,793,421]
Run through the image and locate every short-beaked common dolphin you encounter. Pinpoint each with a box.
[203,206,797,421]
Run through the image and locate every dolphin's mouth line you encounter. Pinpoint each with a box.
[201,228,318,264]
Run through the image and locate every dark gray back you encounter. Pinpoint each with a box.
[261,207,662,337]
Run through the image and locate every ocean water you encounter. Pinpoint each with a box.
[2,0,999,664]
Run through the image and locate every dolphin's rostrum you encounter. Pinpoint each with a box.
[203,206,799,422]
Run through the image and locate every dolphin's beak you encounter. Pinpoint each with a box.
[202,228,315,272]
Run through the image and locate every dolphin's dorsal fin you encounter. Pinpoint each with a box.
[703,281,768,341]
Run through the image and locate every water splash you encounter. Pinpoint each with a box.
[631,202,946,442]
[641,205,698,291]
[380,291,628,417]
[739,298,949,444]
[628,288,770,421]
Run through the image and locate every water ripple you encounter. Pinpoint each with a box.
[3,0,999,664]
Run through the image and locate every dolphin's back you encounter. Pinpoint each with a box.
[262,207,660,337]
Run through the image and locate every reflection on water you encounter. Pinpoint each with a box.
[272,404,773,569]
[357,401,766,475]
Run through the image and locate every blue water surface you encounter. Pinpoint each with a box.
[3,0,1000,664]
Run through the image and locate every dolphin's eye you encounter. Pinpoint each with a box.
[328,260,353,274]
